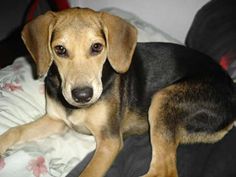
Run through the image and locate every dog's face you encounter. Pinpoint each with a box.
[50,10,108,107]
[22,8,137,107]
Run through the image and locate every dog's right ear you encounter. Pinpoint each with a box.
[22,11,56,77]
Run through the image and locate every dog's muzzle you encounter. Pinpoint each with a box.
[71,87,93,103]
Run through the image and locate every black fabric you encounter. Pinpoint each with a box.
[66,134,151,177]
[177,127,236,177]
[185,0,236,76]
[67,127,236,177]
[0,0,60,68]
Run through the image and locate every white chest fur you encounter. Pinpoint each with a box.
[46,96,111,135]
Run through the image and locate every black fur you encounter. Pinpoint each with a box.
[124,43,235,133]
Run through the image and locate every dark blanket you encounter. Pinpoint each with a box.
[185,0,236,77]
[67,127,236,177]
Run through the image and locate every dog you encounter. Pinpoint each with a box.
[0,7,236,177]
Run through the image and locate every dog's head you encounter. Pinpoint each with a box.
[22,8,137,107]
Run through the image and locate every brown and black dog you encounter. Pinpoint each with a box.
[0,8,235,177]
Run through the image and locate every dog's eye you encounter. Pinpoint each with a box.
[54,45,68,57]
[91,43,103,55]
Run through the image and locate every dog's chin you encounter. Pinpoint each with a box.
[62,93,98,109]
[71,101,95,108]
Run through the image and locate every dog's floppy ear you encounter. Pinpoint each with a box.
[21,11,56,77]
[100,12,137,73]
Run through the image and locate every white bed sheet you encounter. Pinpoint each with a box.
[0,7,179,177]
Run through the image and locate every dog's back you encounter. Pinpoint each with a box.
[123,42,236,133]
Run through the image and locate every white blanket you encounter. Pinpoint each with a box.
[0,8,178,177]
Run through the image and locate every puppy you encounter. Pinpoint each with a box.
[0,8,235,177]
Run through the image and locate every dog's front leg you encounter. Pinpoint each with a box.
[0,114,67,156]
[79,120,123,177]
[80,136,122,177]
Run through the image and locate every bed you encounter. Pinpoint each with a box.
[1,1,236,177]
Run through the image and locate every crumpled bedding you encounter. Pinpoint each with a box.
[0,7,178,177]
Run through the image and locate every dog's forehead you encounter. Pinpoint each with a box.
[51,9,105,44]
[55,8,102,29]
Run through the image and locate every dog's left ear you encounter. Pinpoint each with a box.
[100,12,137,73]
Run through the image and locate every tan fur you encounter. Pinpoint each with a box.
[178,123,234,144]
[121,109,149,137]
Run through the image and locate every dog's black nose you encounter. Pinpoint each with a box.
[71,87,93,103]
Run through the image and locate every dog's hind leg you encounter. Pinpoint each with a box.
[142,87,179,177]
[76,99,123,177]
[142,79,235,177]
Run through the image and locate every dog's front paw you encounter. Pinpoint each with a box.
[0,131,14,156]
[0,144,8,157]
[0,142,8,157]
